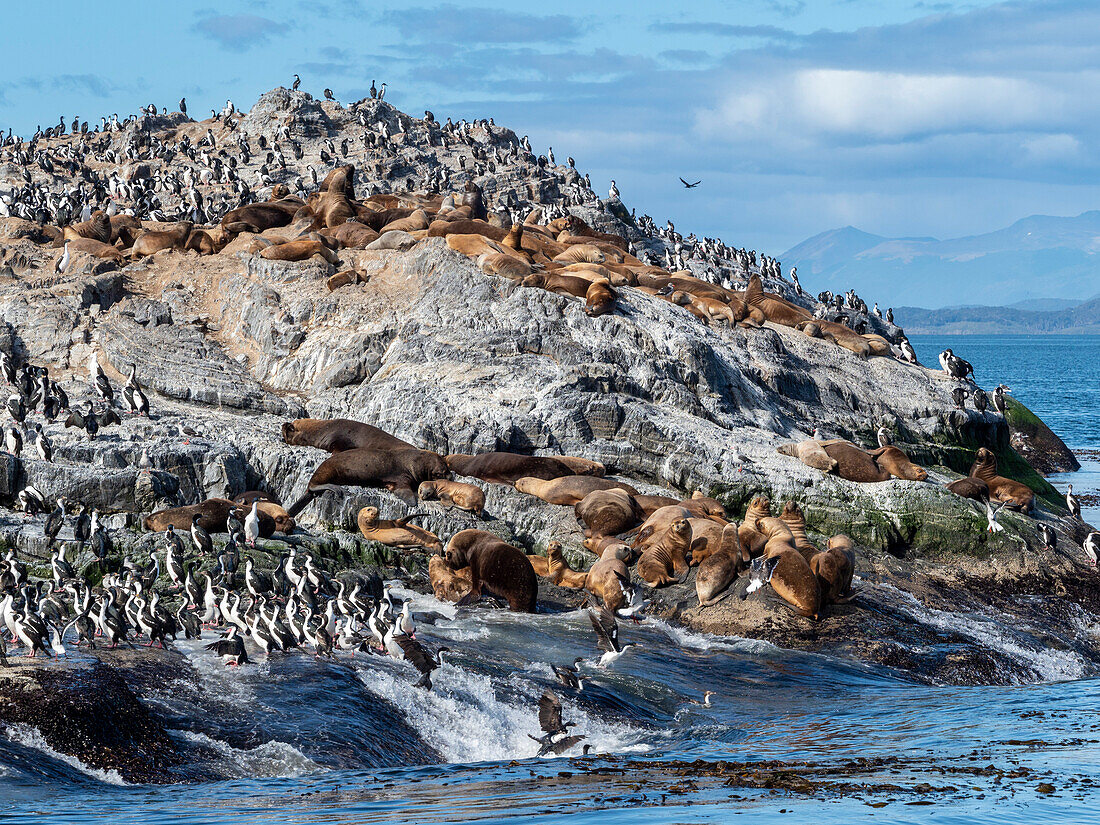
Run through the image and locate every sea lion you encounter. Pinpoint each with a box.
[637,518,692,587]
[696,523,746,606]
[417,479,485,515]
[968,448,1035,511]
[574,489,644,538]
[582,537,634,561]
[429,553,472,602]
[522,272,592,299]
[527,540,588,588]
[812,534,856,605]
[319,164,356,199]
[514,475,638,506]
[444,529,538,612]
[64,211,111,244]
[144,498,276,537]
[688,491,727,520]
[632,505,694,550]
[221,201,298,235]
[281,418,415,453]
[779,501,818,561]
[260,238,339,263]
[287,446,451,515]
[331,221,379,248]
[130,221,193,258]
[945,476,989,501]
[445,452,577,485]
[553,456,605,477]
[357,506,442,552]
[778,439,928,483]
[762,548,822,619]
[477,252,532,280]
[585,280,616,317]
[65,237,123,260]
[632,494,680,515]
[584,548,632,612]
[744,274,811,327]
[687,518,725,564]
[231,492,295,534]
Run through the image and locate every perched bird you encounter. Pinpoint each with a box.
[1084,532,1100,567]
[952,387,969,410]
[1067,484,1081,520]
[993,384,1011,415]
[43,497,65,548]
[324,88,335,101]
[191,513,213,556]
[292,74,301,91]
[1038,523,1057,552]
[33,424,51,462]
[876,426,892,448]
[179,97,187,116]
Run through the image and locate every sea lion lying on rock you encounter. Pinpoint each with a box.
[584,547,632,612]
[231,492,295,533]
[968,448,1035,511]
[357,507,442,552]
[145,498,276,536]
[777,439,928,482]
[444,529,537,613]
[287,446,450,514]
[515,475,638,506]
[759,548,822,620]
[945,476,990,502]
[445,452,578,485]
[282,418,415,453]
[417,479,485,515]
[575,489,644,538]
[130,221,193,258]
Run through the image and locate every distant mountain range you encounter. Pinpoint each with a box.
[782,211,1100,311]
[894,294,1100,334]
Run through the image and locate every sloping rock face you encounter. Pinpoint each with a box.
[0,88,1090,686]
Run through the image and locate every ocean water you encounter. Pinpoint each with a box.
[2,336,1099,824]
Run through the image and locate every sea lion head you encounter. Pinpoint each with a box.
[359,506,380,527]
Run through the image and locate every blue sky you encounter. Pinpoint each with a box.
[1,0,1097,257]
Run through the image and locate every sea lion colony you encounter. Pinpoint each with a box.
[0,83,1094,742]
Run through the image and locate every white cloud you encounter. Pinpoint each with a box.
[695,69,1071,139]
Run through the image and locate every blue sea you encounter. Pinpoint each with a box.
[1,336,1098,824]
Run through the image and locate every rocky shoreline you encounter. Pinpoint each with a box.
[0,87,1095,779]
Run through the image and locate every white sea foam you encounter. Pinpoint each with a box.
[4,724,128,785]
[176,730,321,778]
[874,582,1087,683]
[355,658,649,764]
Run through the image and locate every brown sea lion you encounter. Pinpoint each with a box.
[477,252,531,280]
[574,489,644,538]
[331,221,379,248]
[553,456,605,477]
[945,476,990,501]
[522,272,592,298]
[445,452,577,485]
[260,238,339,263]
[221,201,298,235]
[812,534,856,605]
[868,446,929,481]
[779,501,818,561]
[632,506,694,550]
[357,506,442,551]
[287,447,451,515]
[527,540,588,588]
[319,164,356,199]
[688,491,727,520]
[968,448,1035,511]
[632,494,680,516]
[281,418,415,453]
[778,439,928,482]
[444,529,538,612]
[762,548,822,619]
[231,491,295,533]
[637,518,692,587]
[800,319,873,358]
[145,498,276,537]
[582,538,634,561]
[584,548,632,612]
[429,553,472,602]
[687,518,725,565]
[65,237,123,260]
[515,475,638,506]
[130,221,193,258]
[744,274,811,327]
[64,211,111,244]
[417,479,485,514]
[585,280,616,317]
[696,523,746,606]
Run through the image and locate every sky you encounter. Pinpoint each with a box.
[1,0,1098,259]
